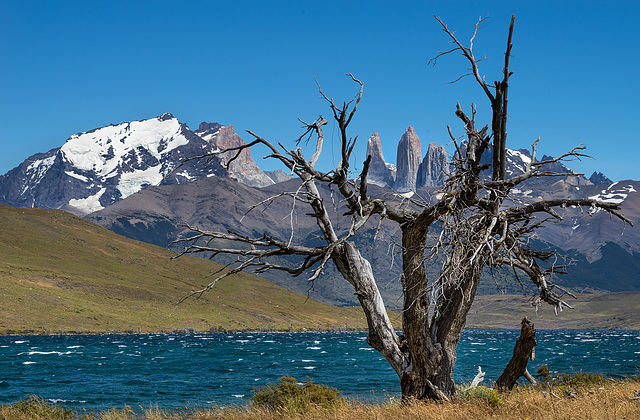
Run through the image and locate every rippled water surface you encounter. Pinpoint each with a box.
[1,330,638,410]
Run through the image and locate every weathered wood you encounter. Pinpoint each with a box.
[496,317,537,390]
[469,366,486,388]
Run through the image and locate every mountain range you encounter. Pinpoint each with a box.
[1,113,637,307]
[0,114,283,215]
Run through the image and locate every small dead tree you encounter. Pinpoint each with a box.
[173,16,631,401]
[496,317,537,389]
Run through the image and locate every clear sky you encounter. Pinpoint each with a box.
[1,0,639,181]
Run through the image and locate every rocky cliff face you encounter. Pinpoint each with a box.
[195,124,274,188]
[416,142,449,188]
[394,126,422,192]
[365,132,395,189]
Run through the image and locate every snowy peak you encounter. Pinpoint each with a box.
[58,114,219,213]
[0,114,228,215]
[0,114,281,215]
[505,148,533,177]
[61,114,188,177]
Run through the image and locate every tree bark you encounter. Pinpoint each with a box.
[495,317,537,390]
[331,241,408,377]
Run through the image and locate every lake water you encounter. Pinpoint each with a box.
[1,330,639,411]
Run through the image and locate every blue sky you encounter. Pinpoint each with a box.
[1,0,639,181]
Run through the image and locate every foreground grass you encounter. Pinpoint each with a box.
[3,379,639,419]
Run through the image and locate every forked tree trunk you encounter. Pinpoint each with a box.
[396,223,486,401]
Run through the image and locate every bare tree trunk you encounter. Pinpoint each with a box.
[398,222,486,401]
[496,317,537,389]
[331,241,408,378]
[399,224,449,401]
[431,248,485,396]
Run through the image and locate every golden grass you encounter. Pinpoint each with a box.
[3,380,639,419]
[0,204,372,334]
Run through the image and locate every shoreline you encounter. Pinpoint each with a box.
[2,326,639,336]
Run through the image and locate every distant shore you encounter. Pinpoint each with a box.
[2,324,639,336]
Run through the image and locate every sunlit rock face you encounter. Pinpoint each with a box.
[365,132,395,189]
[196,124,274,188]
[416,142,449,188]
[394,126,422,192]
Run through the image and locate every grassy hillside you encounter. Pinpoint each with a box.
[467,292,640,329]
[0,204,373,334]
[1,204,636,334]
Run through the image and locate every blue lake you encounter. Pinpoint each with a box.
[1,330,639,411]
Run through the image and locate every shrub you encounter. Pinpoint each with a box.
[536,363,551,382]
[251,375,341,414]
[554,372,609,387]
[5,395,76,419]
[459,386,503,407]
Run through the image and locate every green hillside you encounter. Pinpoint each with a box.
[0,204,372,334]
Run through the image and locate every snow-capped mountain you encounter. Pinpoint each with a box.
[0,113,278,214]
[458,142,595,187]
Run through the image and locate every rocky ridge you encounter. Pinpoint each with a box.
[194,123,274,188]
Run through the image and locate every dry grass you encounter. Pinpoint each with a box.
[0,204,370,334]
[3,380,639,419]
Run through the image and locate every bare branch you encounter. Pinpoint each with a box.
[433,15,495,101]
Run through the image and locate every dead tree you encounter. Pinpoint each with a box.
[173,16,631,401]
[496,317,537,390]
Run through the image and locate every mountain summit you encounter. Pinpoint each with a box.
[0,114,276,214]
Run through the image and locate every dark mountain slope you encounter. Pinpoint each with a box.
[86,176,640,306]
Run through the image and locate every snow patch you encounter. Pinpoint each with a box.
[588,184,635,204]
[27,155,56,173]
[176,171,194,180]
[25,155,56,187]
[117,166,162,198]
[68,188,106,213]
[397,191,415,199]
[198,130,220,142]
[511,188,533,197]
[64,171,89,182]
[506,149,531,173]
